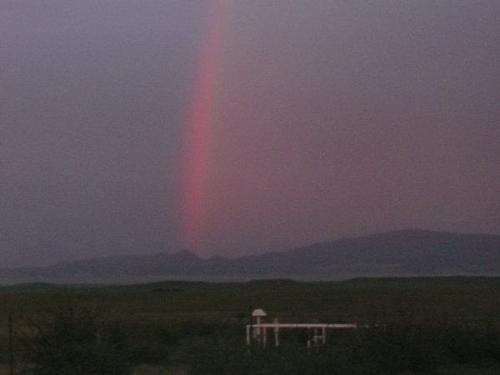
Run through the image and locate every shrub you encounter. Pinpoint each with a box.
[186,323,500,374]
[17,300,134,375]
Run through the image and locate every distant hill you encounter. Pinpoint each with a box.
[1,230,499,283]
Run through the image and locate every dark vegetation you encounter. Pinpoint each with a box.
[187,323,500,375]
[16,302,133,374]
[1,278,500,374]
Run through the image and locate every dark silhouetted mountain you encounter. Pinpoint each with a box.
[1,230,499,283]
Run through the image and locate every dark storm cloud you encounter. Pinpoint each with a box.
[1,1,499,265]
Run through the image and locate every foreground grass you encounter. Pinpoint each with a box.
[1,277,500,374]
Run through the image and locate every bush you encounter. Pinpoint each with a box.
[187,335,379,375]
[186,323,500,375]
[17,301,134,375]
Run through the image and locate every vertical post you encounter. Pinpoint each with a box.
[273,318,280,347]
[322,326,326,344]
[256,316,261,343]
[262,327,267,348]
[307,328,311,352]
[246,325,251,346]
[8,312,14,375]
[248,305,253,347]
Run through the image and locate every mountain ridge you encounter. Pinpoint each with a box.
[1,229,499,283]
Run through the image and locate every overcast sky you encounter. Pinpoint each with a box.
[1,1,499,266]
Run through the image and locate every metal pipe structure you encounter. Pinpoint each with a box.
[247,308,359,348]
[249,323,358,329]
[246,322,359,347]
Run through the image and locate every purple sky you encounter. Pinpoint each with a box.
[1,1,499,266]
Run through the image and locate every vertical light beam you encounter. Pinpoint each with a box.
[180,1,225,250]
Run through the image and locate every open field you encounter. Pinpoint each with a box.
[1,277,500,374]
[2,277,500,324]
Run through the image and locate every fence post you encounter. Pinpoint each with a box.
[8,311,14,375]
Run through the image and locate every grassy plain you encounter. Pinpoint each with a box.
[1,277,500,374]
[2,277,500,323]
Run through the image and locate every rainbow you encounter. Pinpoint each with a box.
[180,1,226,250]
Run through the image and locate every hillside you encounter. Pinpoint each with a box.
[1,229,499,283]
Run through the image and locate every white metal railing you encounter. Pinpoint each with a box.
[246,321,359,347]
